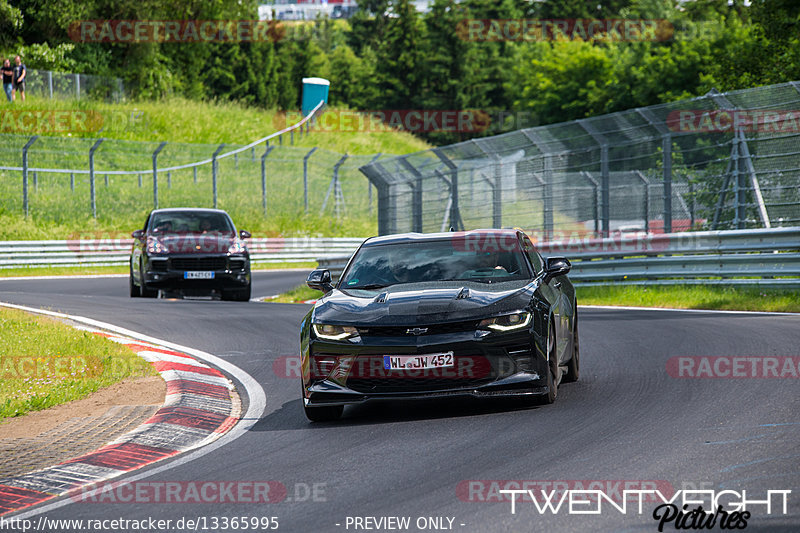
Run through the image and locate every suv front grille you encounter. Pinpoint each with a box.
[170,257,227,271]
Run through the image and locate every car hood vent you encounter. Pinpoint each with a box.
[456,287,470,299]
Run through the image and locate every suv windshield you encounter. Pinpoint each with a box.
[340,237,532,288]
[148,212,235,235]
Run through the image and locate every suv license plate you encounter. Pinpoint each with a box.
[184,271,215,279]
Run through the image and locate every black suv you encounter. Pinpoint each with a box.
[129,208,252,301]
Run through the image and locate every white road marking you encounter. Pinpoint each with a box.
[0,301,267,519]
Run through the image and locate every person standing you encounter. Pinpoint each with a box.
[12,55,25,102]
[1,59,12,102]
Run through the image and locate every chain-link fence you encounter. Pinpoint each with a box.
[360,81,800,238]
[0,108,388,231]
[22,69,126,101]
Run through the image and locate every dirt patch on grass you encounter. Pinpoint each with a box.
[0,375,165,439]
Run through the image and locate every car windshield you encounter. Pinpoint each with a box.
[340,237,532,288]
[148,212,235,235]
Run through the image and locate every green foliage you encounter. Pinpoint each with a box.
[4,0,800,144]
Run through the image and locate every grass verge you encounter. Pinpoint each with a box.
[0,307,157,420]
[267,283,800,313]
[577,285,800,313]
[264,284,320,303]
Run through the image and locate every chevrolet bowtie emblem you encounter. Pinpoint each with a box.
[406,327,428,335]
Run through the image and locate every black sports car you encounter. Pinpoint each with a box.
[300,229,579,421]
[129,208,252,301]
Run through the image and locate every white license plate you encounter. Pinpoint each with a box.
[184,271,215,279]
[383,352,454,370]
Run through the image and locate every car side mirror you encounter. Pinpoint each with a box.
[544,256,571,282]
[131,229,145,240]
[307,269,333,293]
[239,230,251,239]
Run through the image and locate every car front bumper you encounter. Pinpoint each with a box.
[302,328,551,407]
[143,254,250,290]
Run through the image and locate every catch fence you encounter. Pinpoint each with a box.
[359,82,800,238]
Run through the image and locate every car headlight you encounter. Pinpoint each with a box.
[312,324,359,340]
[228,240,247,254]
[479,312,532,332]
[146,236,168,254]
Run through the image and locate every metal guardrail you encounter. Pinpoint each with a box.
[2,228,799,288]
[319,227,800,288]
[0,237,364,269]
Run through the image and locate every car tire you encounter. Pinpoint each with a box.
[304,403,343,422]
[129,264,140,298]
[139,262,158,298]
[539,322,558,405]
[562,303,580,383]
[222,283,251,302]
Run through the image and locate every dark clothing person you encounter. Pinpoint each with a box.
[1,62,12,102]
[12,63,25,90]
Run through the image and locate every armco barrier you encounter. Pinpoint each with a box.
[0,237,364,269]
[2,228,799,288]
[318,227,800,288]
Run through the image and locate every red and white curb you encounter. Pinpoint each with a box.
[0,325,241,516]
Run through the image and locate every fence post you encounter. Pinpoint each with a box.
[303,147,318,214]
[138,174,142,188]
[433,149,463,231]
[662,135,672,233]
[152,142,167,209]
[22,136,38,217]
[290,129,294,145]
[543,154,554,240]
[212,144,225,209]
[689,182,695,228]
[579,171,599,236]
[321,154,349,218]
[75,73,80,99]
[634,171,650,234]
[33,171,38,191]
[167,171,171,188]
[89,139,105,218]
[234,153,238,170]
[48,71,53,99]
[261,145,275,215]
[70,172,74,192]
[366,153,381,215]
[399,157,424,232]
[193,166,197,184]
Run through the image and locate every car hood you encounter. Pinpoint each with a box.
[312,280,536,326]
[153,233,240,254]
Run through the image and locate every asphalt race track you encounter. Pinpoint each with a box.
[1,271,798,532]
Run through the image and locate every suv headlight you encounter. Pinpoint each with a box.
[228,240,247,254]
[312,324,359,340]
[479,312,532,332]
[146,236,168,254]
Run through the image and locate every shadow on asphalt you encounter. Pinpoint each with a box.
[248,396,545,431]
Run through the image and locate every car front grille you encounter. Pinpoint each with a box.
[170,257,228,271]
[344,354,505,393]
[357,320,480,337]
[229,258,246,270]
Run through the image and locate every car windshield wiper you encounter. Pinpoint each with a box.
[346,283,393,290]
